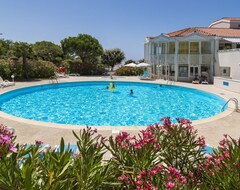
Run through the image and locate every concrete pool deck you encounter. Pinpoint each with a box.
[0,76,240,147]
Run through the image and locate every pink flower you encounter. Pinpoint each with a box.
[35,140,43,146]
[116,132,130,143]
[166,181,175,188]
[234,162,239,168]
[9,146,17,153]
[209,169,214,175]
[188,171,194,178]
[224,151,230,159]
[219,139,227,148]
[136,180,143,186]
[197,136,206,148]
[154,143,161,150]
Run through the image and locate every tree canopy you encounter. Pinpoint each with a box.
[32,41,63,64]
[61,34,103,61]
[10,42,33,78]
[102,48,125,71]
[61,34,104,75]
[0,34,128,78]
[0,39,13,59]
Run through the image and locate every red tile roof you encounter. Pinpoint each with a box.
[167,27,240,37]
[221,17,240,21]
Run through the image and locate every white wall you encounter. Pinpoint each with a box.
[217,50,240,80]
[214,77,240,93]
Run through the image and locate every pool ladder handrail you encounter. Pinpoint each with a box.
[49,76,58,84]
[222,98,240,112]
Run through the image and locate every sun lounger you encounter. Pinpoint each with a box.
[69,73,80,76]
[201,80,208,84]
[139,71,151,80]
[54,72,69,78]
[0,76,15,88]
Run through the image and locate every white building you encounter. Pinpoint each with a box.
[144,17,240,83]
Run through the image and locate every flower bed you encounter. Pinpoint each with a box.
[0,118,239,189]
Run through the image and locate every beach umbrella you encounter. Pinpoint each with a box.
[125,63,137,67]
[136,62,150,67]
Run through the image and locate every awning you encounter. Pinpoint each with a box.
[223,37,240,43]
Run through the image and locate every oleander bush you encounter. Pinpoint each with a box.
[0,119,239,189]
[115,66,144,76]
[27,60,55,78]
[199,135,240,189]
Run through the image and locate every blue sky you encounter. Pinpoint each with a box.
[0,0,240,60]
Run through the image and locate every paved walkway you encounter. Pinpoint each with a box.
[0,76,239,147]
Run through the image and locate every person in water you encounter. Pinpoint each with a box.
[130,89,133,95]
[109,82,115,90]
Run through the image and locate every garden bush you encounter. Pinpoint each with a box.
[0,59,55,80]
[0,59,11,79]
[27,60,55,78]
[115,67,144,76]
[0,119,239,189]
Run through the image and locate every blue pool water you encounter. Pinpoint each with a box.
[0,82,227,126]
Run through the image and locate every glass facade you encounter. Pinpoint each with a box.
[201,41,211,54]
[169,42,175,54]
[178,42,188,54]
[190,42,199,54]
[178,66,188,77]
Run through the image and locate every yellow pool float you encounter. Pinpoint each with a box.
[109,82,115,90]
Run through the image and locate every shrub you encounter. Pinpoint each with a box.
[200,135,240,189]
[115,67,144,76]
[0,59,55,80]
[103,117,207,189]
[0,119,239,189]
[27,60,55,78]
[0,59,11,79]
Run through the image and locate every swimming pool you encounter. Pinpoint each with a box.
[0,82,227,126]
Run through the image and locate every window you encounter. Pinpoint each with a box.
[224,43,232,50]
[201,65,209,72]
[169,42,175,54]
[170,65,175,76]
[223,69,226,74]
[178,66,188,77]
[190,42,199,54]
[201,41,211,54]
[162,43,166,54]
[178,42,188,54]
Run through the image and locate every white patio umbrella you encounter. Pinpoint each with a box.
[125,62,137,67]
[136,62,150,67]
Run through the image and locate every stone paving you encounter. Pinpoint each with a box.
[0,76,239,147]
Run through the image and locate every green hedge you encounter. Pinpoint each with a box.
[0,59,55,80]
[115,66,144,76]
